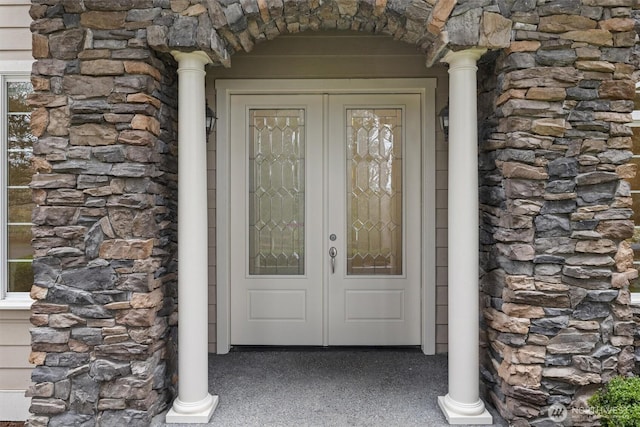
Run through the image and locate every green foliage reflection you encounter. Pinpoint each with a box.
[8,262,33,293]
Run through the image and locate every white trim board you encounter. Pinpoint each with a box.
[0,390,30,421]
[215,78,437,355]
[0,294,32,310]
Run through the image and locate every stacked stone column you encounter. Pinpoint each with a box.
[478,3,639,425]
[27,2,179,426]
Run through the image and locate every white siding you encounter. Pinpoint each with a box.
[206,32,450,353]
[0,310,31,420]
[0,1,32,61]
[0,310,31,388]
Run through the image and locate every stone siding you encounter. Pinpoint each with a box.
[24,0,639,426]
[27,1,180,425]
[477,3,640,426]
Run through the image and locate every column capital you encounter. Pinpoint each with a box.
[171,50,213,69]
[442,48,487,69]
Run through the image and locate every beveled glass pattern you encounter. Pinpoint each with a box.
[248,109,305,275]
[5,81,34,292]
[346,108,403,275]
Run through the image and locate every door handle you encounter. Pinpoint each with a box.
[329,247,337,274]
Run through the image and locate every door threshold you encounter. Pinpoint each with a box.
[229,345,423,353]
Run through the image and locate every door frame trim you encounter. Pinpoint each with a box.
[215,78,437,354]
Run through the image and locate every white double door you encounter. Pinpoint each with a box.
[230,92,422,346]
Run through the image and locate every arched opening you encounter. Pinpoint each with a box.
[141,1,503,424]
[205,30,449,355]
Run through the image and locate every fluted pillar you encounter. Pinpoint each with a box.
[166,51,218,424]
[437,48,492,425]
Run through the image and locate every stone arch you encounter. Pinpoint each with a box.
[146,0,513,67]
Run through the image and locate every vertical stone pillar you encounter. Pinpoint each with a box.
[165,51,218,424]
[438,48,492,425]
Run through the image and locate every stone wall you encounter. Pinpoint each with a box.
[27,1,180,425]
[23,0,639,426]
[22,0,509,425]
[477,2,639,425]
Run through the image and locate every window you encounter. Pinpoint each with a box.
[0,62,34,307]
[628,82,640,303]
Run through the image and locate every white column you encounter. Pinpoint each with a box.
[437,49,492,425]
[166,51,218,424]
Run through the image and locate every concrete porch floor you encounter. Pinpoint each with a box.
[159,349,508,427]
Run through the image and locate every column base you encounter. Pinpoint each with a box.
[438,395,493,425]
[166,394,218,424]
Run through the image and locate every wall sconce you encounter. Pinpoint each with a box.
[438,104,449,141]
[205,104,217,136]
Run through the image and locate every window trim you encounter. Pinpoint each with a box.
[0,59,33,309]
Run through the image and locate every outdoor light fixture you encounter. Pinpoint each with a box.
[205,103,217,136]
[438,104,449,141]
